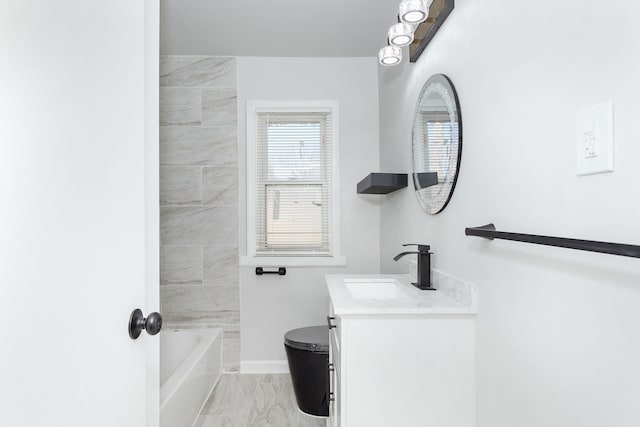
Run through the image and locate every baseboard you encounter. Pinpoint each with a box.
[240,360,290,374]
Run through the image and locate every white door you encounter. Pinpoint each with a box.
[0,1,160,426]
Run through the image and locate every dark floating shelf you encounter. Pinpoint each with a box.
[465,223,640,259]
[357,173,407,194]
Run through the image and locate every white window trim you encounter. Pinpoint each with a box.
[243,99,345,267]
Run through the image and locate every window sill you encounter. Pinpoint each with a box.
[240,255,347,268]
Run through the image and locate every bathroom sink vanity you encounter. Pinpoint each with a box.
[325,274,476,427]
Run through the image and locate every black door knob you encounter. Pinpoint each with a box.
[128,308,163,339]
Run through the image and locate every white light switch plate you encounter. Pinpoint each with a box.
[576,100,614,176]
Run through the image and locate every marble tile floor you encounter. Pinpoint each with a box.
[195,373,325,427]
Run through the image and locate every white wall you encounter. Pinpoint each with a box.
[237,57,380,366]
[379,1,640,426]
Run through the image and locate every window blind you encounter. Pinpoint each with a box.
[416,110,459,202]
[254,111,333,255]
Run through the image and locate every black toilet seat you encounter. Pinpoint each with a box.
[284,325,329,353]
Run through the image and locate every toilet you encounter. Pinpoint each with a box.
[284,325,329,417]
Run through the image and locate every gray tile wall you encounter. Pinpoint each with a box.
[160,56,240,372]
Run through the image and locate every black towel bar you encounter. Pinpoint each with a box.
[465,223,640,259]
[255,267,287,276]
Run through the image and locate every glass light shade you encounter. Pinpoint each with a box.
[378,46,402,66]
[399,0,429,24]
[388,23,414,47]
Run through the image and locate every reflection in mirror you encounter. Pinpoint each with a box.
[414,172,438,189]
[411,74,462,214]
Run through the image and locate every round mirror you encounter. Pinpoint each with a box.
[411,74,462,214]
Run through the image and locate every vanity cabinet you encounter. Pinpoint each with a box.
[326,274,476,427]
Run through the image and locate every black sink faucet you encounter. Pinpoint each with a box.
[393,244,436,290]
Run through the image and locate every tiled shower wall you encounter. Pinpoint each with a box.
[159,56,239,372]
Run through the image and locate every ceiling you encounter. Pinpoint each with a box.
[160,0,400,57]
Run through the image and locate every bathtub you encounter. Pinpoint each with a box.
[160,329,222,427]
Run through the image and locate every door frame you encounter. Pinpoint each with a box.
[144,1,160,426]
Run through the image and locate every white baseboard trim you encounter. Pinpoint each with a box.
[240,360,290,374]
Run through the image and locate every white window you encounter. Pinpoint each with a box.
[245,100,344,266]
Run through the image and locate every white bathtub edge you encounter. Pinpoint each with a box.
[160,329,222,427]
[189,362,223,427]
[160,328,222,407]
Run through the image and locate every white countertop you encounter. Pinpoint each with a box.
[326,274,476,316]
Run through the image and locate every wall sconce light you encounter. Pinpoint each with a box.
[388,23,414,47]
[378,46,402,66]
[380,0,453,66]
[399,0,429,24]
[379,0,429,66]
